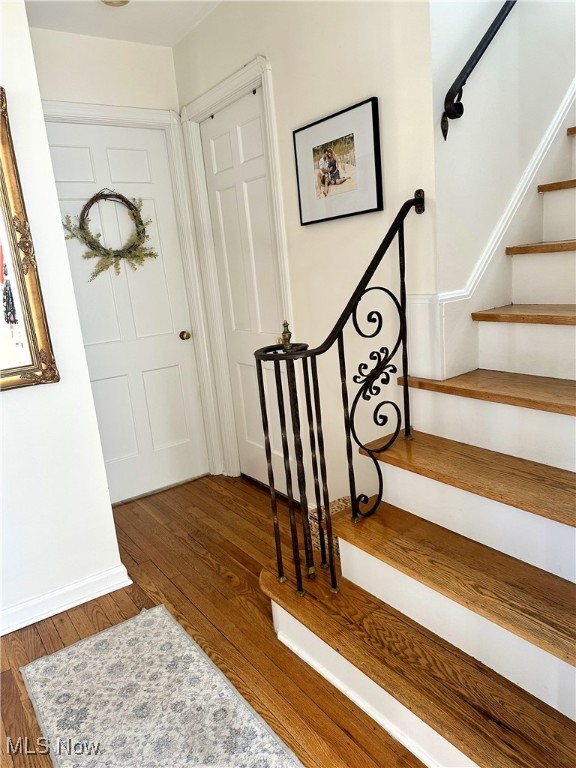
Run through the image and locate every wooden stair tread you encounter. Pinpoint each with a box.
[332,502,576,663]
[568,127,576,136]
[471,303,576,324]
[399,369,576,415]
[505,240,576,255]
[361,431,576,527]
[261,564,576,768]
[537,179,576,193]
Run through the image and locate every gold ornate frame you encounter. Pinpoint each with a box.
[1,87,59,390]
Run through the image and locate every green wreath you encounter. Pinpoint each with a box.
[63,189,158,281]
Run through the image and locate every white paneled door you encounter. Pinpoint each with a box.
[200,88,286,485]
[47,121,209,503]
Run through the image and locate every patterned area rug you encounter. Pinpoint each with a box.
[22,605,302,768]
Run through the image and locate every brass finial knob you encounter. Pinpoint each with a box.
[281,320,292,351]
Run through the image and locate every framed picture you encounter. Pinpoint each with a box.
[1,87,59,391]
[293,97,383,226]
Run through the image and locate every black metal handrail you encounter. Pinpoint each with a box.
[255,190,425,594]
[441,0,517,140]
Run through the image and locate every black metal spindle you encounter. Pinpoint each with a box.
[274,359,304,595]
[255,191,425,595]
[337,332,358,521]
[286,359,315,578]
[302,357,327,568]
[311,357,338,592]
[256,360,286,582]
[398,223,412,439]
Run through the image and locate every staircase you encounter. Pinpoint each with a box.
[260,126,576,767]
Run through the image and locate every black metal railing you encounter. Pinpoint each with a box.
[255,190,425,594]
[441,0,517,140]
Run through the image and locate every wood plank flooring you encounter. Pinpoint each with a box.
[0,476,422,768]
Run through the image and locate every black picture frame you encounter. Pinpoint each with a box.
[293,97,383,226]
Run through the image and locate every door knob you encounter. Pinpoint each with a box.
[179,330,191,340]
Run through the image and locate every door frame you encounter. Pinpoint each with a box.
[180,55,293,476]
[42,100,224,475]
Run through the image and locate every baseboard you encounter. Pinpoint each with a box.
[0,565,132,636]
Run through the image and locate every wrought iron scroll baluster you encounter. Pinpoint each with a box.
[256,360,286,582]
[350,290,400,519]
[273,360,304,595]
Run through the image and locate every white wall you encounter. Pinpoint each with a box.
[0,0,130,634]
[174,1,436,499]
[175,0,437,337]
[30,27,179,111]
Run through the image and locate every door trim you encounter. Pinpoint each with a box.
[42,100,224,475]
[181,56,293,476]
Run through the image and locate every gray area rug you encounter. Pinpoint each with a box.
[22,604,303,768]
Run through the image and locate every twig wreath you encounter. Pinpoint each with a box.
[63,189,158,281]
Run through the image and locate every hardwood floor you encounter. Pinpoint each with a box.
[0,476,422,768]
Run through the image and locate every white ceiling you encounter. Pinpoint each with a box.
[25,0,220,47]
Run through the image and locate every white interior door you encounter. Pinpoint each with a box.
[200,88,286,485]
[47,120,209,503]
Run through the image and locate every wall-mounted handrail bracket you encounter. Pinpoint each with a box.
[414,188,425,214]
[441,0,517,140]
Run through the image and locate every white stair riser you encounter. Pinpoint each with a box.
[478,322,576,379]
[512,251,576,303]
[409,388,575,471]
[542,187,576,241]
[272,603,477,768]
[339,541,575,720]
[380,464,576,582]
